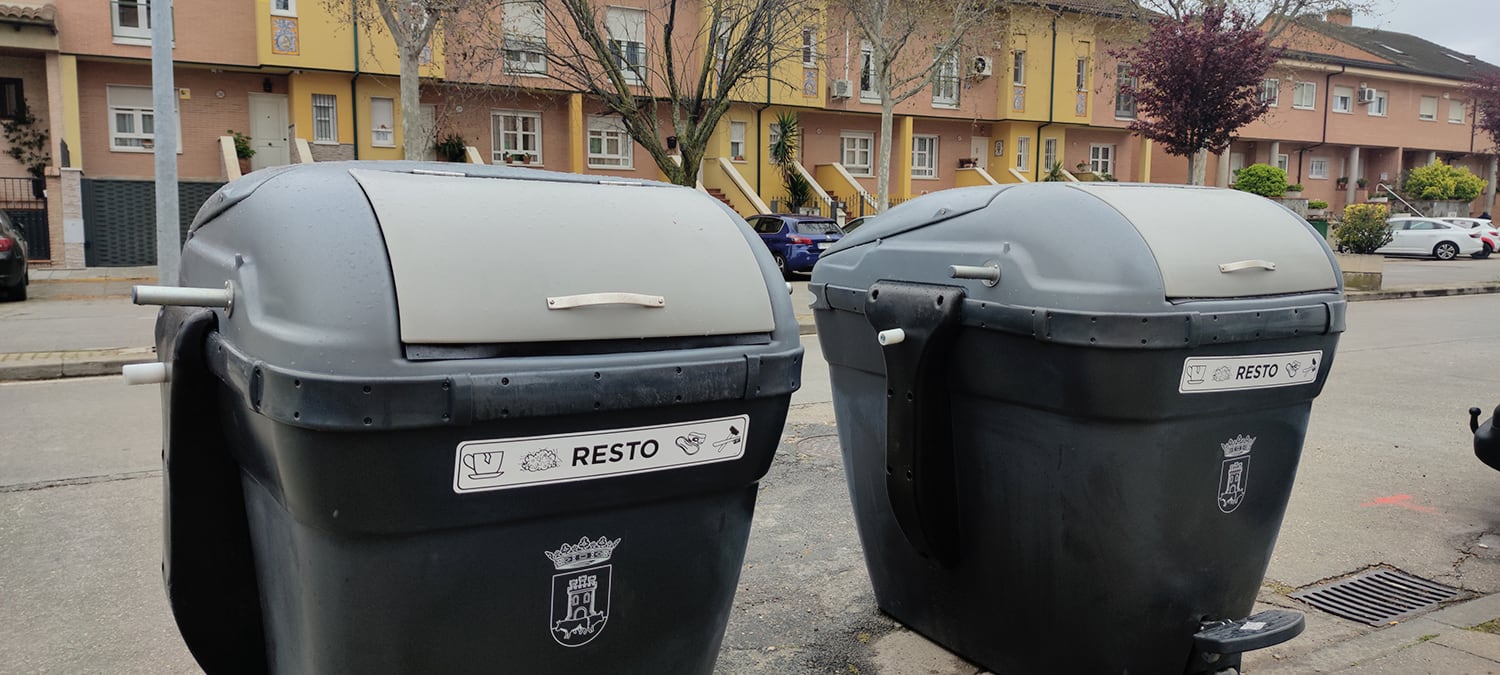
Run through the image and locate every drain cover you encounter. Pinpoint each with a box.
[1290,568,1460,626]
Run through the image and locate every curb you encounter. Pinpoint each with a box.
[1346,282,1500,302]
[0,347,155,383]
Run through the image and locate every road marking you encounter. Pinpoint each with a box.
[1361,494,1438,514]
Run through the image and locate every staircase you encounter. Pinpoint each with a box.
[705,187,735,210]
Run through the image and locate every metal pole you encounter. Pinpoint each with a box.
[151,0,180,285]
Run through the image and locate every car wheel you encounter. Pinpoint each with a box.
[1434,242,1459,260]
[1474,243,1494,259]
[773,253,791,280]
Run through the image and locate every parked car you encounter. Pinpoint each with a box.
[748,213,844,279]
[843,215,874,233]
[1378,217,1484,261]
[0,211,29,301]
[1442,217,1499,259]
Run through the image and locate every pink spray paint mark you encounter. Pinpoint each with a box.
[1361,494,1439,514]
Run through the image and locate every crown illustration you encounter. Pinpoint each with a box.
[545,536,622,570]
[1221,435,1256,458]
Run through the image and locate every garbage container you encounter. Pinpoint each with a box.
[811,183,1344,674]
[143,162,802,674]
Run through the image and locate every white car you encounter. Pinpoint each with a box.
[1378,217,1484,260]
[1442,217,1499,259]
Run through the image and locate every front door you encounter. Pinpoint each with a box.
[416,104,437,161]
[970,136,990,171]
[248,93,290,169]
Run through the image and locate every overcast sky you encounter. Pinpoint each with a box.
[1352,0,1500,65]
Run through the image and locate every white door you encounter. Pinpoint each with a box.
[416,104,437,161]
[1384,222,1414,253]
[248,93,290,169]
[970,136,990,171]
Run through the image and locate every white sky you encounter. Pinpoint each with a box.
[1353,0,1500,66]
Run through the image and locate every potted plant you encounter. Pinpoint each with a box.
[504,151,532,165]
[958,158,977,169]
[1354,177,1369,202]
[227,129,255,174]
[1042,162,1067,182]
[1285,183,1304,198]
[1332,203,1392,291]
[1075,160,1090,173]
[435,133,468,162]
[1335,176,1349,191]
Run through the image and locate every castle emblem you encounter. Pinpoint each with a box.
[546,536,622,647]
[1218,435,1256,513]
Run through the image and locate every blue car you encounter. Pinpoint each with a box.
[748,213,844,279]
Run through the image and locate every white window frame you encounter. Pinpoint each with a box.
[1012,50,1026,86]
[1332,86,1353,113]
[587,116,632,169]
[1450,100,1466,124]
[1015,136,1030,171]
[312,93,338,144]
[801,28,817,66]
[270,0,297,17]
[932,51,959,108]
[370,97,395,147]
[107,84,180,153]
[1368,90,1388,117]
[112,0,152,44]
[1419,95,1438,121]
[1114,65,1135,119]
[1309,158,1329,179]
[492,110,543,165]
[1276,154,1289,171]
[841,132,874,176]
[1043,138,1057,172]
[1229,152,1246,178]
[860,41,879,103]
[606,7,647,85]
[1292,81,1316,110]
[729,121,746,161]
[503,0,548,75]
[1089,143,1114,175]
[1260,78,1279,107]
[767,123,782,155]
[911,134,938,179]
[1075,57,1088,92]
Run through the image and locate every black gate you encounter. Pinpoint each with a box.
[81,179,224,266]
[0,177,50,260]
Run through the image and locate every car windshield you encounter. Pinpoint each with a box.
[795,221,841,235]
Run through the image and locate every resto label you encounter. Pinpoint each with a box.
[1179,351,1323,394]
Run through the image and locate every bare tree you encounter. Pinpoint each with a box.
[536,0,811,187]
[1132,0,1377,40]
[826,0,993,208]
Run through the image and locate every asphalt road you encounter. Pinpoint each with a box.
[4,295,1500,673]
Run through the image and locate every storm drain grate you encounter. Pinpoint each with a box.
[1290,568,1460,626]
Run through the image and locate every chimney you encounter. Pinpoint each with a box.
[1325,8,1353,25]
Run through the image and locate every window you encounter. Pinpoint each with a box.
[1229,153,1245,179]
[1419,96,1437,120]
[1089,144,1113,175]
[492,110,542,164]
[0,78,21,120]
[932,52,959,107]
[1292,81,1315,110]
[1114,65,1135,119]
[1012,50,1026,86]
[1015,136,1030,171]
[767,123,781,154]
[801,28,816,66]
[108,85,154,151]
[587,116,631,168]
[712,17,732,76]
[271,0,296,16]
[312,93,337,143]
[1332,86,1353,113]
[1075,57,1088,91]
[1309,158,1329,179]
[841,132,873,176]
[1368,90,1387,116]
[503,1,547,75]
[112,0,151,42]
[370,97,394,147]
[1260,79,1279,106]
[1450,100,1466,124]
[860,41,878,102]
[911,135,938,179]
[1042,138,1057,172]
[729,121,746,160]
[1276,154,1289,171]
[606,7,647,84]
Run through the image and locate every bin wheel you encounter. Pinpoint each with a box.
[1474,243,1493,259]
[774,253,792,280]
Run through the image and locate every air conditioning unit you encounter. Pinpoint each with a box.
[969,55,993,78]
[1359,87,1377,103]
[831,79,853,99]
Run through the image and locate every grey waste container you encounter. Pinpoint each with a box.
[146,162,802,674]
[811,183,1344,675]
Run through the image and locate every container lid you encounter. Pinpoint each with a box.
[351,169,775,344]
[1075,184,1338,299]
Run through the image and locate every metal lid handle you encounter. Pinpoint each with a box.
[546,292,666,310]
[1219,259,1277,273]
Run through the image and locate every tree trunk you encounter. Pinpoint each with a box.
[1188,148,1209,186]
[400,46,424,160]
[877,100,895,210]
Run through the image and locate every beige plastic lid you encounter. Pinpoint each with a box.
[352,169,776,344]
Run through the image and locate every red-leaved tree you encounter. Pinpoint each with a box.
[1114,5,1281,185]
[1469,71,1500,214]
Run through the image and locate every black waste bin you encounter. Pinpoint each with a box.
[144,162,802,674]
[811,183,1344,674]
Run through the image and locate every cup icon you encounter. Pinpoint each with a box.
[463,451,505,479]
[1186,365,1206,384]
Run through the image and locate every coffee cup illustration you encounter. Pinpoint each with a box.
[1187,365,1206,384]
[463,451,505,478]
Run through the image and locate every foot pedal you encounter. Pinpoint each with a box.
[1193,609,1305,655]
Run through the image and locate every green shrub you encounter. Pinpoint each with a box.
[1287,183,1304,192]
[1233,163,1288,197]
[1403,161,1487,201]
[435,134,468,162]
[1308,199,1329,209]
[1334,203,1392,254]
